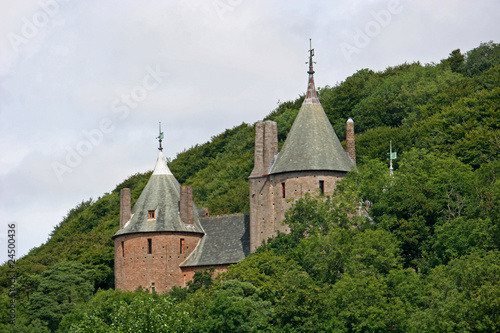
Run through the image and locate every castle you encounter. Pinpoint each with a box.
[113,46,356,293]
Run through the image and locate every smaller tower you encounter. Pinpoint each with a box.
[113,125,204,293]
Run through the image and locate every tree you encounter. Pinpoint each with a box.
[413,251,500,332]
[448,49,465,73]
[68,291,192,333]
[26,262,94,331]
[463,41,500,77]
[187,280,273,333]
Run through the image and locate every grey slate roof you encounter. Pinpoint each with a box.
[181,214,250,267]
[113,152,204,237]
[270,74,354,174]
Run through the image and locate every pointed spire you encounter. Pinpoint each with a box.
[304,39,320,105]
[152,150,173,175]
[269,40,354,174]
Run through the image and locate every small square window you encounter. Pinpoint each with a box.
[148,210,155,219]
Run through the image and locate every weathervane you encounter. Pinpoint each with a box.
[157,122,164,151]
[388,141,397,176]
[306,38,316,74]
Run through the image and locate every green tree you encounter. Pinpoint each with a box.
[26,262,94,331]
[68,291,192,333]
[413,251,500,332]
[188,280,273,333]
[463,41,500,77]
[447,49,465,73]
[327,274,408,332]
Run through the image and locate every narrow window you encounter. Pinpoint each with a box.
[180,238,185,254]
[121,241,125,257]
[147,238,152,254]
[319,180,324,195]
[282,182,286,198]
[148,210,155,219]
[151,282,155,293]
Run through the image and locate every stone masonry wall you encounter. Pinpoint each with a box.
[180,265,229,285]
[249,176,275,252]
[250,170,348,251]
[114,232,203,293]
[270,170,348,233]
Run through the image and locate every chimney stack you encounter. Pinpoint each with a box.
[120,188,131,229]
[250,120,278,177]
[180,186,194,225]
[346,118,356,165]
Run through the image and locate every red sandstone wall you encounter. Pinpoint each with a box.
[181,265,229,285]
[250,170,348,251]
[270,170,347,232]
[114,232,202,293]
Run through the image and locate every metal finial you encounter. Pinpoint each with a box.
[306,38,316,74]
[157,122,164,151]
[387,141,397,176]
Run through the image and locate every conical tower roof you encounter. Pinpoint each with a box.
[113,150,204,237]
[269,46,353,174]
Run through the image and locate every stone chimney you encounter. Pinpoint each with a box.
[346,118,356,165]
[180,186,194,225]
[250,120,278,177]
[120,188,131,229]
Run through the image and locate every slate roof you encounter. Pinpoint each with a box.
[113,151,204,237]
[269,73,354,174]
[181,214,250,267]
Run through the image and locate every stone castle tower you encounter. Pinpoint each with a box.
[249,45,356,252]
[113,150,205,293]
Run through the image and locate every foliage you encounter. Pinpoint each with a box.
[26,262,94,331]
[66,290,192,333]
[186,280,273,332]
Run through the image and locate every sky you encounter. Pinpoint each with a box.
[1,0,499,263]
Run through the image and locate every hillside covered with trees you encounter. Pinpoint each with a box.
[1,41,500,332]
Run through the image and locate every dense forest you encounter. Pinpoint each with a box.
[1,41,499,332]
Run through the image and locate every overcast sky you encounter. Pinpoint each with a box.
[1,0,499,263]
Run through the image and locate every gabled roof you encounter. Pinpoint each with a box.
[181,214,250,267]
[113,151,204,237]
[269,72,354,174]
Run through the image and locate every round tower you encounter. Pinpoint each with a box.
[113,144,204,293]
[249,41,355,251]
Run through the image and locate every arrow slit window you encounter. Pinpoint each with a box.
[180,238,185,254]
